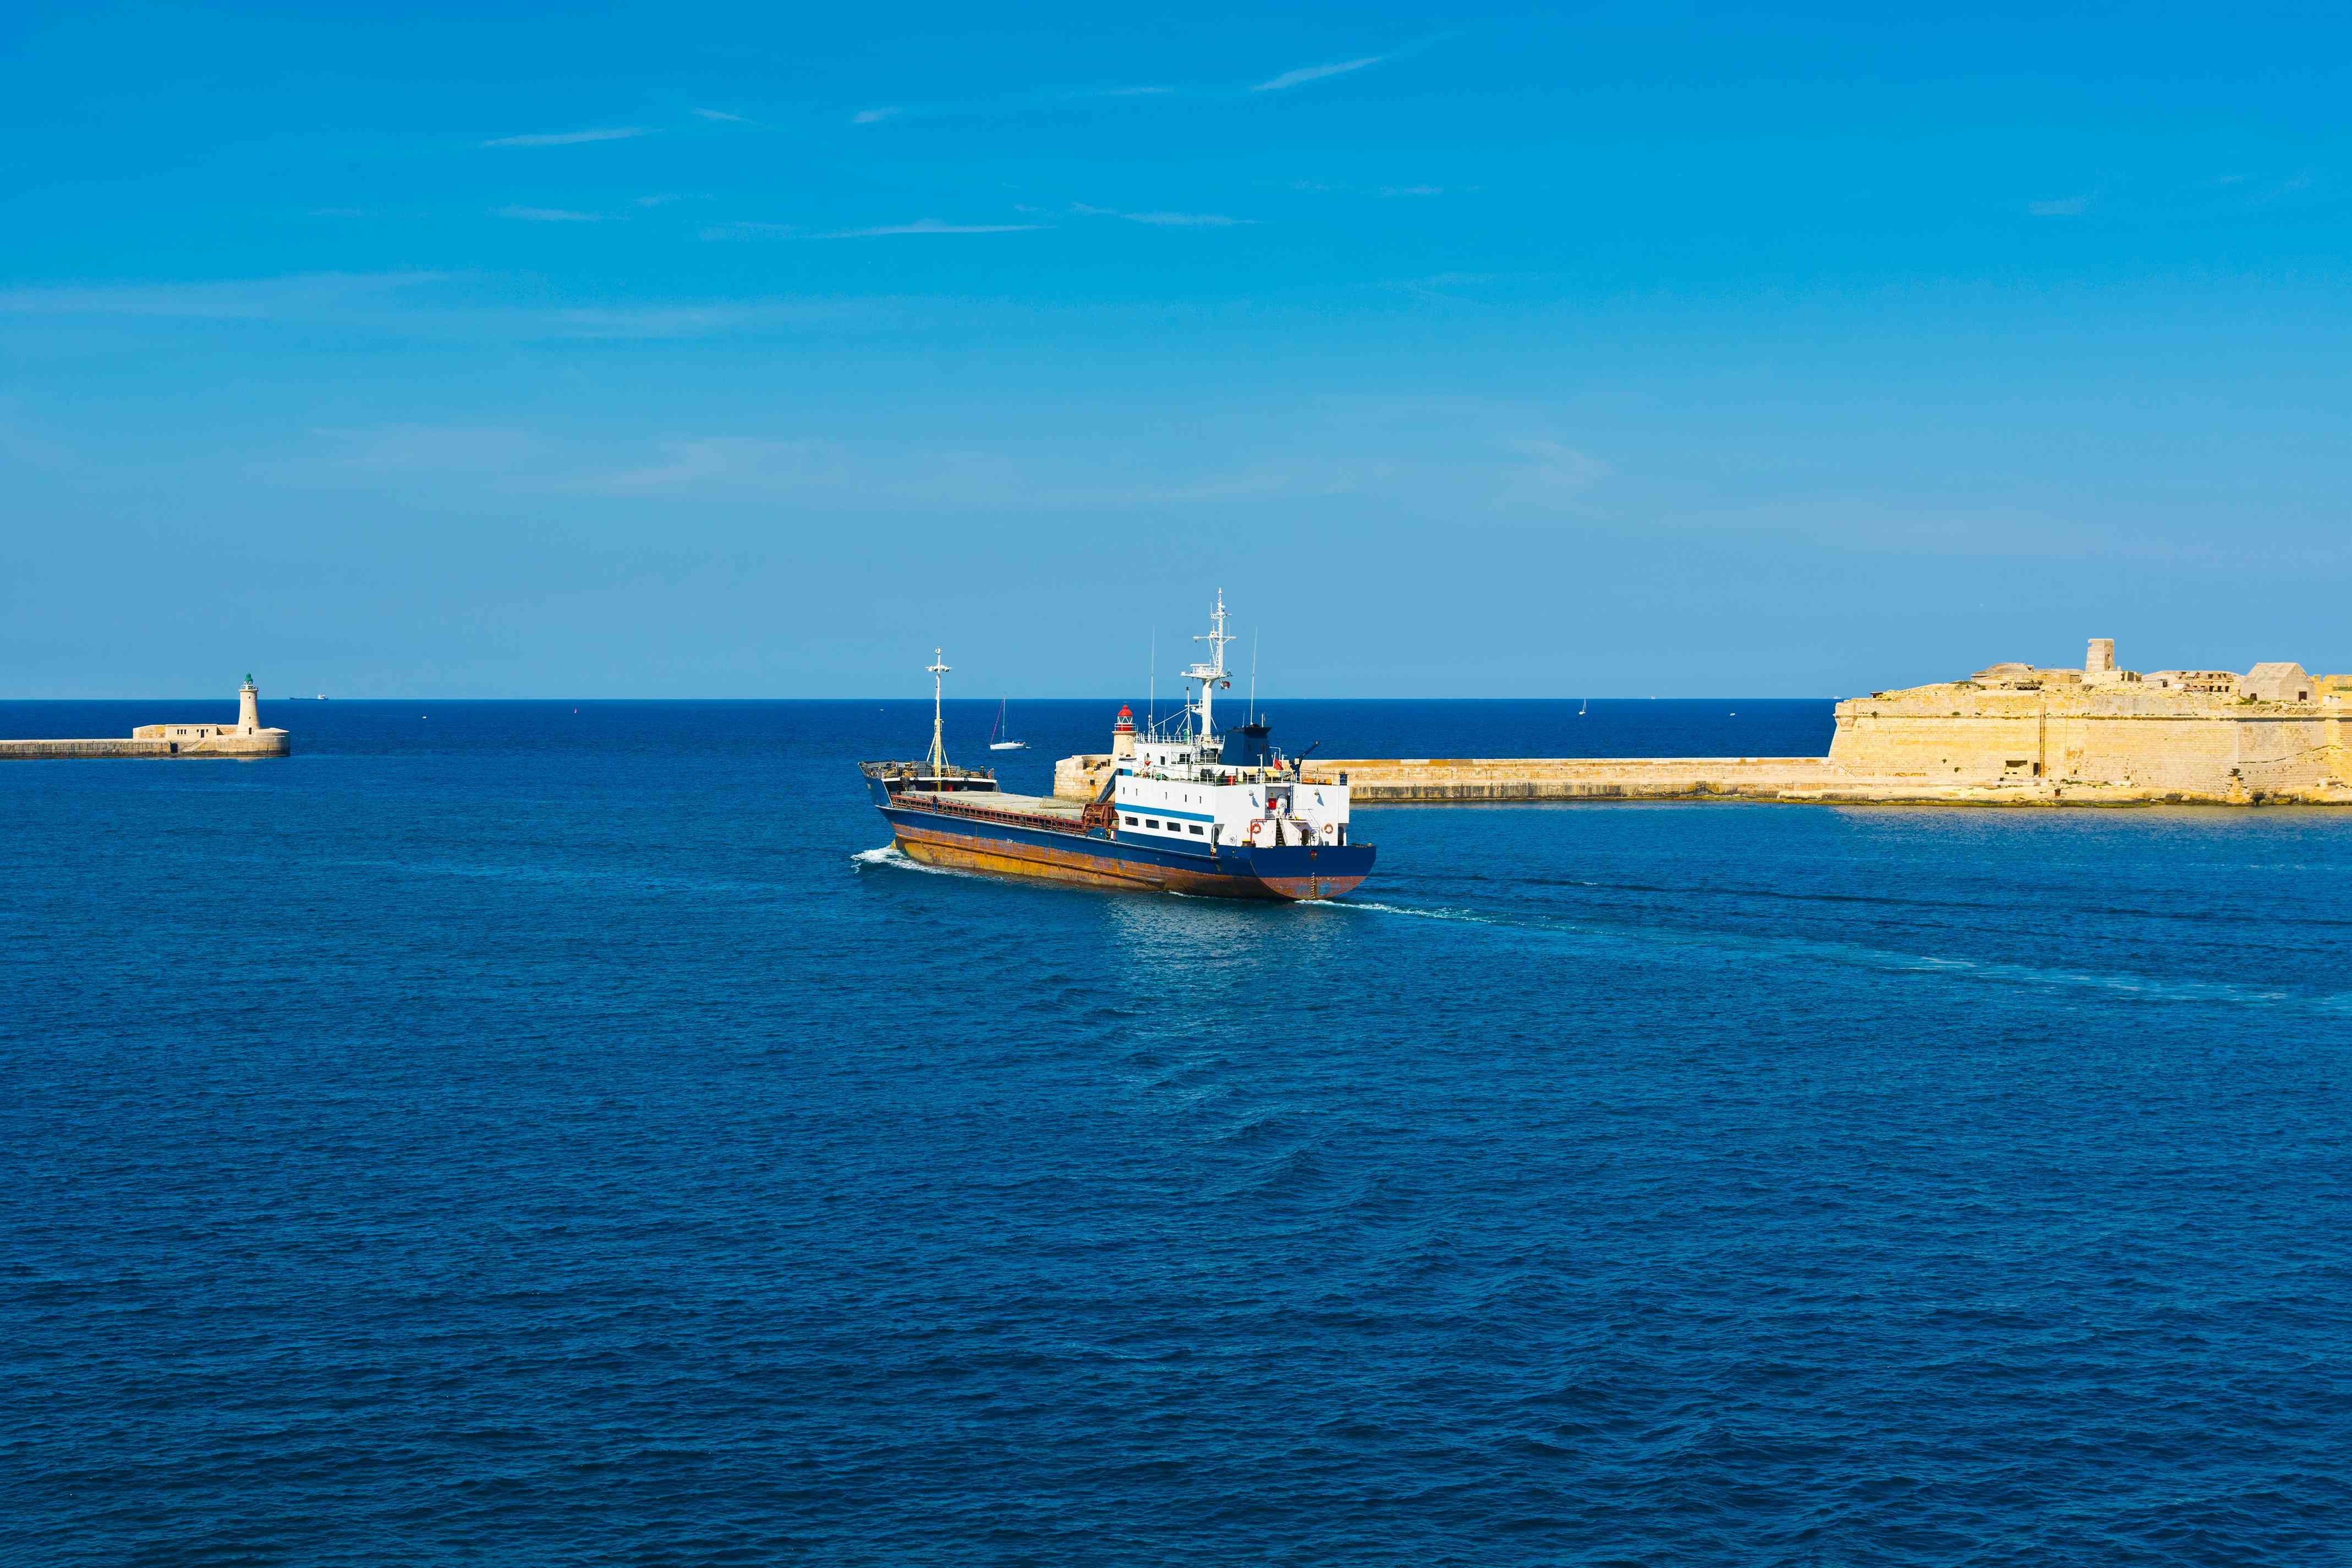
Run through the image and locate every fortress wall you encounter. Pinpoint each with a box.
[1828,687,2051,782]
[2219,712,2343,794]
[2081,715,2243,791]
[1054,753,1111,800]
[1832,687,2349,797]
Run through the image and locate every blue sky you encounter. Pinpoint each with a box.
[4,2,2348,697]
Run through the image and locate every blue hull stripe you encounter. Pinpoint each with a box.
[876,804,1372,889]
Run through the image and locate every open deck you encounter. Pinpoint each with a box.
[894,787,1103,835]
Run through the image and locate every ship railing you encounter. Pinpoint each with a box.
[1133,766,1280,786]
[861,761,999,790]
[897,791,1094,836]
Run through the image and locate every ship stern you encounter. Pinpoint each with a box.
[1239,844,1376,901]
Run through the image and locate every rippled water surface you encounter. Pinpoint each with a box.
[5,699,2349,1565]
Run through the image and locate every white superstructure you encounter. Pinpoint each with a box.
[1108,591,1355,853]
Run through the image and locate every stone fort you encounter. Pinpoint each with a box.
[1828,639,2350,802]
[1053,639,2352,807]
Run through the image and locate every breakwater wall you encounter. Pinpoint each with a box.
[1301,757,1844,803]
[2,677,290,760]
[0,734,290,760]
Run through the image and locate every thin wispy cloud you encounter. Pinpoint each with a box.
[1253,56,1384,92]
[482,127,648,147]
[1291,179,1445,198]
[1498,438,1611,511]
[1124,210,1251,227]
[704,217,1040,240]
[1098,85,1174,97]
[852,106,902,124]
[543,303,871,338]
[0,274,897,347]
[497,206,602,222]
[1073,202,1252,227]
[692,108,752,123]
[2236,169,2318,207]
[551,434,1338,508]
[814,218,1044,238]
[0,272,448,320]
[1377,270,1516,305]
[2028,195,2091,217]
[699,222,800,240]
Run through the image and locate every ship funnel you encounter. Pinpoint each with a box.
[1233,719,1274,770]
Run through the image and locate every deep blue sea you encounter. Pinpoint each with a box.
[6,698,2349,1566]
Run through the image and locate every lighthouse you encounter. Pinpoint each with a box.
[1111,704,1136,761]
[238,674,260,734]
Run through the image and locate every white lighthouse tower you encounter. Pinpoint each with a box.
[237,673,260,734]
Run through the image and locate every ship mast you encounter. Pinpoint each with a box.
[925,648,951,778]
[1185,588,1235,743]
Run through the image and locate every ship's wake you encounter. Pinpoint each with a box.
[851,844,970,878]
[1334,890,2352,1016]
[1327,899,1496,925]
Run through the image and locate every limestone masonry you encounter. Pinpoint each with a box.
[0,676,290,760]
[1055,640,2352,808]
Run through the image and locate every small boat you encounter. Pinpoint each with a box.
[988,698,1027,751]
[1578,697,1588,716]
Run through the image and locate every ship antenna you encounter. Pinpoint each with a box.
[1185,587,1235,745]
[1250,627,1258,722]
[1148,626,1155,736]
[925,647,951,779]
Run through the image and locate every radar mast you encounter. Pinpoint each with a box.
[925,648,951,778]
[1183,589,1235,743]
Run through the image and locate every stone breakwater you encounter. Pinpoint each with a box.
[1,678,289,760]
[1054,641,2352,809]
[0,736,289,760]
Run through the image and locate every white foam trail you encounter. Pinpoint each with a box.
[849,844,964,877]
[1329,899,1495,924]
[1326,895,2351,1016]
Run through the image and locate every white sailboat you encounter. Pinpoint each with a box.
[988,698,1027,751]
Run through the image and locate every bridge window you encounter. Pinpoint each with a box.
[1189,824,1205,835]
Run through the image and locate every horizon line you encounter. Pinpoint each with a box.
[2,693,1846,703]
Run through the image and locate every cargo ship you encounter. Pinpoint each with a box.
[860,594,1375,900]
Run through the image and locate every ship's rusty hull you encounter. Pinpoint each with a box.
[875,792,1371,901]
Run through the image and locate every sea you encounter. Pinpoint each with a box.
[4,698,2348,1566]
